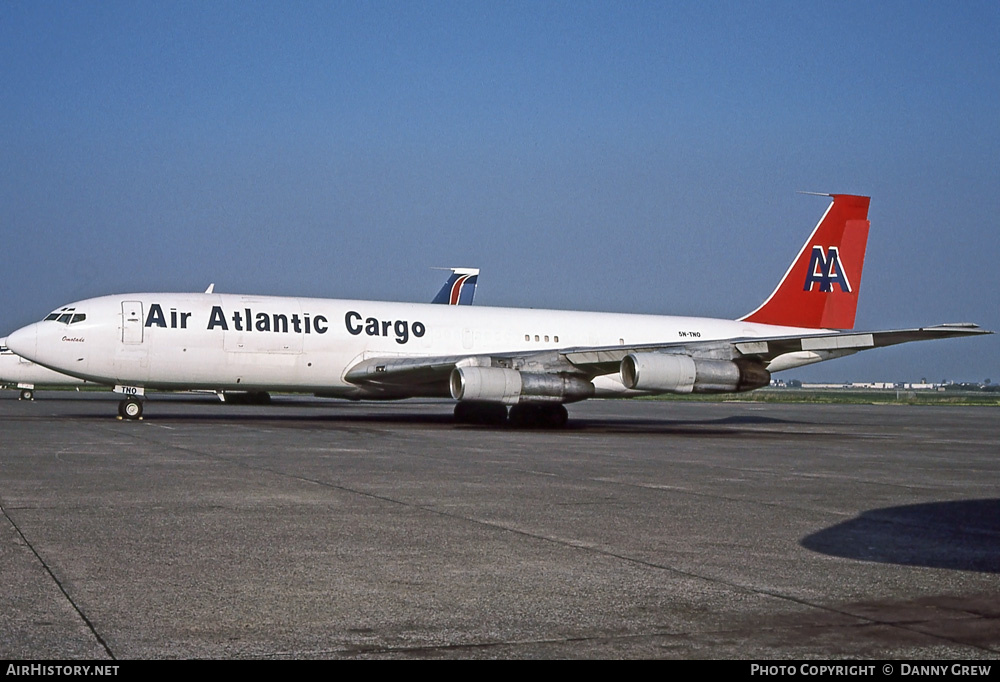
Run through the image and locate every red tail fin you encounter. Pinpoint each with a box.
[740,194,870,329]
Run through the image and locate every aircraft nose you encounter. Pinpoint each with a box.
[6,323,39,360]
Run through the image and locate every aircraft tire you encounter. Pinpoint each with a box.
[544,403,569,428]
[19,389,34,401]
[120,398,143,420]
[507,404,532,428]
[509,403,569,429]
[454,401,508,426]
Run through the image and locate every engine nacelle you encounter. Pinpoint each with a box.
[450,367,522,404]
[450,367,595,404]
[620,353,770,394]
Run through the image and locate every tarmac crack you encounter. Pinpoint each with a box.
[0,499,116,660]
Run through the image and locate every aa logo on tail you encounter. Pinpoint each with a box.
[804,246,851,293]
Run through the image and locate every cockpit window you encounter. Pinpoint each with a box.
[43,307,84,324]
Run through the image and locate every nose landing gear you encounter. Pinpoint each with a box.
[117,398,143,420]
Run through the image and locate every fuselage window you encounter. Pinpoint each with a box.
[554,336,559,343]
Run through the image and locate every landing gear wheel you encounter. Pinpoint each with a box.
[454,401,508,426]
[225,391,272,405]
[509,403,569,429]
[118,398,143,420]
[19,389,34,401]
[543,404,569,428]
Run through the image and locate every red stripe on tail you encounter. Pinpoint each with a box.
[449,275,469,305]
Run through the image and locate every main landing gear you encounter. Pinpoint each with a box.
[222,391,272,405]
[453,401,569,428]
[118,397,143,420]
[454,401,509,426]
[509,403,569,429]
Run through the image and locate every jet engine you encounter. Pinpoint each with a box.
[620,353,770,394]
[449,366,594,404]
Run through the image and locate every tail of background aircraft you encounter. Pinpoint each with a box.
[432,267,479,306]
[740,193,870,329]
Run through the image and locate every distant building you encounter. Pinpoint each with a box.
[770,380,946,390]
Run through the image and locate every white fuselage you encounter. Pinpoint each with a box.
[6,292,821,398]
[9,293,819,397]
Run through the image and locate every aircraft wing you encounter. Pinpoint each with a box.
[564,323,992,374]
[735,323,991,367]
[343,323,991,396]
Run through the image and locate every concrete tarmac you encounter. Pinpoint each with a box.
[1,392,998,659]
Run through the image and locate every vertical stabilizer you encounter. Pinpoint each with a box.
[740,194,870,329]
[431,268,480,305]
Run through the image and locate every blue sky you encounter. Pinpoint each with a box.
[2,1,997,382]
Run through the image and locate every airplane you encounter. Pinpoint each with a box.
[0,337,92,400]
[5,194,989,425]
[1,270,479,403]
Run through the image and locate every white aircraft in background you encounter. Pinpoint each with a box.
[2,270,479,402]
[0,337,91,400]
[6,194,989,425]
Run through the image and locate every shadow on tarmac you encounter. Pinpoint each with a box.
[802,499,1000,574]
